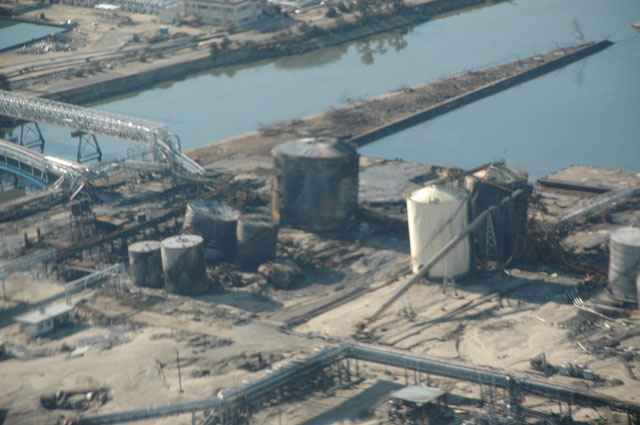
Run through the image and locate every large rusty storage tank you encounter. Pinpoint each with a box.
[271,137,358,232]
[161,234,206,295]
[407,185,471,278]
[464,163,529,265]
[236,213,278,271]
[128,240,163,288]
[608,227,640,302]
[182,200,239,262]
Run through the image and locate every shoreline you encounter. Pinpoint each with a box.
[9,0,499,106]
[186,40,613,166]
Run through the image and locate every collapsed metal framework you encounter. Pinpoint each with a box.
[0,138,87,186]
[0,90,205,175]
[76,341,640,425]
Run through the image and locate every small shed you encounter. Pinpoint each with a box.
[390,385,446,405]
[14,303,73,336]
[388,385,450,423]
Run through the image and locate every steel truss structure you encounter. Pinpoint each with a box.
[0,90,204,175]
[0,90,167,144]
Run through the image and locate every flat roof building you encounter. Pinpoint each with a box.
[184,0,264,27]
[14,303,73,337]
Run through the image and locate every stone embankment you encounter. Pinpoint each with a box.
[188,40,612,166]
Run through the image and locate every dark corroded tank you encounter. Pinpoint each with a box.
[161,234,206,295]
[182,200,239,262]
[464,163,529,266]
[128,240,162,288]
[236,213,278,271]
[271,137,359,232]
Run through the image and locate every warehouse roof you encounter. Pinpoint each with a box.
[14,303,73,325]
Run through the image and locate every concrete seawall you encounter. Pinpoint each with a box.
[348,40,613,147]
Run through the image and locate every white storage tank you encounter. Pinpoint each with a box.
[608,227,640,302]
[271,137,359,232]
[161,234,206,295]
[128,240,163,288]
[407,185,471,278]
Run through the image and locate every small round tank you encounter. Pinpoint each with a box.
[161,234,206,295]
[128,240,162,288]
[271,137,358,232]
[182,200,239,262]
[608,227,640,302]
[464,163,529,265]
[236,213,278,271]
[407,185,471,278]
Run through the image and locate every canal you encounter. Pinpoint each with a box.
[0,18,63,51]
[31,0,640,180]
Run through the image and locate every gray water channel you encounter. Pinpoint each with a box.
[33,0,639,180]
[0,18,62,51]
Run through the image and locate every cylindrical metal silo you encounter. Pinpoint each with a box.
[161,234,206,295]
[182,200,239,262]
[464,164,529,265]
[636,272,640,310]
[608,227,640,302]
[236,213,278,271]
[407,185,471,278]
[128,240,163,288]
[271,137,359,232]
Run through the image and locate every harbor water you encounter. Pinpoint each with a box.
[20,0,640,180]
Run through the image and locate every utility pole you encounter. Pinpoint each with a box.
[0,271,7,300]
[176,349,183,393]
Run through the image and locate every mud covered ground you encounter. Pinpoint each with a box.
[1,158,640,425]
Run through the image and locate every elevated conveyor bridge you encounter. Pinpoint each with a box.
[0,138,84,187]
[0,89,205,176]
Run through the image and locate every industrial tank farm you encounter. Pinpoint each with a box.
[1,0,640,422]
[2,140,640,425]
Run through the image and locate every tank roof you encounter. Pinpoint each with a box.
[128,240,161,252]
[189,200,240,221]
[162,234,203,248]
[472,164,528,184]
[240,213,277,226]
[271,137,355,159]
[409,185,468,204]
[610,227,640,246]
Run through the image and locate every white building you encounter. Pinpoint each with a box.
[184,0,264,27]
[159,2,184,23]
[14,303,73,336]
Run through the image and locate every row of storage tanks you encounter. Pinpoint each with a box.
[128,137,530,294]
[127,136,640,307]
[128,211,279,295]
